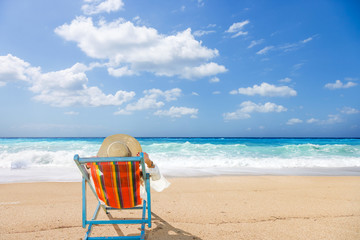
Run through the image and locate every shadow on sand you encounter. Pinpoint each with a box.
[106,212,202,240]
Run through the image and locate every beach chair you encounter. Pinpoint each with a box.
[74,153,151,240]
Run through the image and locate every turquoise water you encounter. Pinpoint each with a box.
[0,137,359,182]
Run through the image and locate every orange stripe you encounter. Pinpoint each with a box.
[91,163,102,202]
[111,162,121,208]
[102,163,114,207]
[120,163,131,208]
[95,164,107,204]
[128,162,135,207]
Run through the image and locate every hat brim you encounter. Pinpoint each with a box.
[97,134,142,157]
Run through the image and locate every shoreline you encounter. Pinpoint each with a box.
[1,176,359,239]
[1,166,360,184]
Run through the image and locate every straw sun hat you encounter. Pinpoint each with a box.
[97,134,142,157]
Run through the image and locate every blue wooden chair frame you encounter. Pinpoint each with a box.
[74,153,152,240]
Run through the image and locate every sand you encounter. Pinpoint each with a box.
[0,176,359,240]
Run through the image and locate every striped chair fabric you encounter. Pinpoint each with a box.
[88,161,142,209]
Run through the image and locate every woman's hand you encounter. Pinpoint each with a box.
[137,152,155,168]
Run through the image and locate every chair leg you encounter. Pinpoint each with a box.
[84,202,101,240]
[82,177,87,228]
[140,200,147,239]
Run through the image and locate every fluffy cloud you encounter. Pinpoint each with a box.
[115,88,181,114]
[286,118,303,125]
[230,82,297,97]
[0,54,135,107]
[181,62,227,79]
[223,101,287,120]
[325,80,357,89]
[0,54,36,83]
[82,0,124,15]
[55,17,226,79]
[107,66,136,77]
[226,20,250,38]
[154,106,198,118]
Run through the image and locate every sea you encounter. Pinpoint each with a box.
[0,137,359,183]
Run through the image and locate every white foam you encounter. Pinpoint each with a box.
[1,139,359,182]
[0,166,82,183]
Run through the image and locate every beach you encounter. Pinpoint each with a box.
[1,176,359,240]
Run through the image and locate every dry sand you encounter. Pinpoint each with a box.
[0,176,359,240]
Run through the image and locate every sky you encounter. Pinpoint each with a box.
[0,0,359,137]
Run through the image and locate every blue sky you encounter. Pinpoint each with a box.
[0,0,359,137]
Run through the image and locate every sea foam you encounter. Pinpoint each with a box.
[0,138,359,183]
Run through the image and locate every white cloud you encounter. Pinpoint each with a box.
[248,39,264,48]
[226,20,250,38]
[229,89,238,95]
[114,109,133,115]
[192,92,199,96]
[116,88,181,114]
[307,118,319,124]
[325,80,357,89]
[31,63,135,107]
[231,82,297,97]
[286,118,303,125]
[240,101,287,113]
[0,54,35,83]
[254,35,316,55]
[181,62,227,79]
[154,106,198,118]
[209,76,220,83]
[82,0,124,15]
[302,37,313,43]
[212,91,221,95]
[256,46,274,55]
[223,111,250,120]
[55,17,226,80]
[306,115,343,125]
[0,54,135,107]
[223,101,287,120]
[193,30,216,37]
[108,66,136,77]
[325,114,343,124]
[125,96,165,111]
[341,107,359,114]
[279,77,292,83]
[280,35,315,52]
